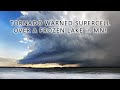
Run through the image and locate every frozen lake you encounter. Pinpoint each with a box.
[0,67,120,79]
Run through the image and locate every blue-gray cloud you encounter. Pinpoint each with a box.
[18,11,120,67]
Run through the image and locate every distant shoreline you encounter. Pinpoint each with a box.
[0,67,120,69]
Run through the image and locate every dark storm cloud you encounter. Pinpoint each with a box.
[98,11,120,67]
[19,11,120,67]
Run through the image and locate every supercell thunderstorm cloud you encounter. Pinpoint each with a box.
[19,11,120,67]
